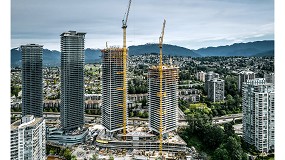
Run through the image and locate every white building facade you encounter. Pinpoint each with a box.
[242,78,274,153]
[11,115,46,160]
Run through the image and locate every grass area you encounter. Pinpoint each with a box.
[189,103,207,109]
[185,103,211,114]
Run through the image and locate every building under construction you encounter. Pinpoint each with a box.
[148,65,179,134]
[96,126,187,153]
[101,47,128,134]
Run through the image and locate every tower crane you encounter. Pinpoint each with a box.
[158,19,166,155]
[122,0,132,140]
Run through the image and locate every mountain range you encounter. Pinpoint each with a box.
[11,40,274,67]
[11,48,101,67]
[194,40,274,57]
[128,43,201,57]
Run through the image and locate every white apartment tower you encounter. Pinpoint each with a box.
[148,65,179,134]
[242,78,274,153]
[207,78,225,102]
[10,115,46,160]
[101,47,128,133]
[238,70,255,91]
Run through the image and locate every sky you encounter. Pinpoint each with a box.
[11,0,274,50]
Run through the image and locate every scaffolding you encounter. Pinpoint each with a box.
[101,47,128,133]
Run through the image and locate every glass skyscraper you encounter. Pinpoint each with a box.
[21,44,43,117]
[60,31,86,131]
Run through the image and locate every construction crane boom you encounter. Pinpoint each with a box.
[122,0,132,27]
[158,19,166,156]
[122,0,132,140]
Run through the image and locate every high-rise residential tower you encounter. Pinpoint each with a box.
[60,31,86,131]
[242,78,274,153]
[148,65,179,134]
[238,70,255,91]
[21,44,43,117]
[11,115,46,160]
[204,71,219,93]
[101,47,127,133]
[207,78,225,102]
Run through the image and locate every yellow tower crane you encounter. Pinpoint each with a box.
[158,19,166,155]
[121,0,132,140]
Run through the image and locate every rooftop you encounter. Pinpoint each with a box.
[11,116,44,130]
[60,31,86,36]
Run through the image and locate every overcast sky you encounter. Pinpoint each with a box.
[11,0,274,50]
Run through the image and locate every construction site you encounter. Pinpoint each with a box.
[42,0,191,159]
[94,0,189,159]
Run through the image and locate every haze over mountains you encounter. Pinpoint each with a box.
[11,40,274,67]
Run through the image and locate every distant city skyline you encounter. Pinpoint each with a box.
[12,0,273,50]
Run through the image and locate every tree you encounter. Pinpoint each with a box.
[71,155,77,160]
[201,125,225,151]
[91,154,99,160]
[109,155,114,160]
[137,111,143,117]
[212,147,229,160]
[224,136,244,160]
[220,110,227,116]
[130,111,134,117]
[142,112,149,118]
[226,94,235,106]
[224,122,235,137]
[49,149,55,155]
[141,98,147,106]
[63,148,72,160]
[11,85,21,97]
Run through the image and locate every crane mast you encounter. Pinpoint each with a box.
[158,19,166,155]
[121,0,132,140]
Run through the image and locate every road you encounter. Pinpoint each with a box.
[212,113,242,124]
[11,112,242,126]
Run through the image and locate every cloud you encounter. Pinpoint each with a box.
[11,0,274,50]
